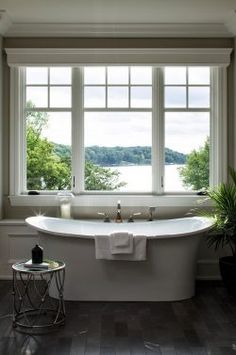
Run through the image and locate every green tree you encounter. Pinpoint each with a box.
[26,112,71,190]
[85,160,126,191]
[179,138,209,190]
[26,102,125,191]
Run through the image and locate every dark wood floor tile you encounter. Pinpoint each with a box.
[218,347,236,355]
[114,337,131,355]
[100,314,115,348]
[28,336,71,355]
[115,321,128,337]
[100,346,115,355]
[190,346,208,355]
[174,339,193,355]
[85,343,101,355]
[159,345,177,355]
[0,281,236,354]
[70,334,86,355]
[144,340,162,354]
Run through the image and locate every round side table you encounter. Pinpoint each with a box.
[12,260,65,331]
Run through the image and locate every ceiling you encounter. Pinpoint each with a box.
[0,0,236,37]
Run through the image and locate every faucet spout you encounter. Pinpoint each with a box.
[115,200,123,223]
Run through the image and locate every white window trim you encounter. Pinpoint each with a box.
[7,47,232,207]
[210,67,228,185]
[5,48,232,67]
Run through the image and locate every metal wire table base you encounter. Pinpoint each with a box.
[12,261,65,331]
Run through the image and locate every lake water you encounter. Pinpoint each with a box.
[110,164,189,192]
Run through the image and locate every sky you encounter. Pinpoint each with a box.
[41,111,209,154]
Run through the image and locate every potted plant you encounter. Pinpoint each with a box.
[201,167,236,295]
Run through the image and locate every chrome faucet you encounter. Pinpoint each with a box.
[128,212,142,222]
[97,212,111,223]
[115,200,123,223]
[148,206,156,221]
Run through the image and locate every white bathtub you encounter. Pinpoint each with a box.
[26,216,213,301]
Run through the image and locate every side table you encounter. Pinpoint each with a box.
[12,260,65,331]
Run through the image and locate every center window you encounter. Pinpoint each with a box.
[23,65,212,194]
[83,66,152,192]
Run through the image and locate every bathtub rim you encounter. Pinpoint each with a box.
[25,215,214,240]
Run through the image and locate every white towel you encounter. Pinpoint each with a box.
[94,235,147,261]
[110,232,133,254]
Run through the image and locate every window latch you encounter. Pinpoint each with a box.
[72,176,76,188]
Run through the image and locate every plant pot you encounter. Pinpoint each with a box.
[219,256,236,296]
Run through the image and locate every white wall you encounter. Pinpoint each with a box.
[0,36,2,219]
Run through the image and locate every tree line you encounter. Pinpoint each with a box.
[54,144,187,166]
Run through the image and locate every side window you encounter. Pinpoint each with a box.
[25,67,72,191]
[164,67,210,192]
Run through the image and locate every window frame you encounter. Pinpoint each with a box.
[7,47,231,207]
[81,65,153,193]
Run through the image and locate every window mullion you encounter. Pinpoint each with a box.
[72,67,84,193]
[152,67,164,194]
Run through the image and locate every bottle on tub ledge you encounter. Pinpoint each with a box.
[115,200,123,223]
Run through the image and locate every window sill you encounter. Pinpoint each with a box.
[8,194,211,207]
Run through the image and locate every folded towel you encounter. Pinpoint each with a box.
[111,231,131,247]
[110,232,133,254]
[94,235,147,261]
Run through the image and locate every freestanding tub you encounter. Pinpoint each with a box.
[26,216,213,301]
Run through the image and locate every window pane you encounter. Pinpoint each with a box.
[26,87,48,107]
[131,87,152,108]
[84,87,106,108]
[188,67,210,85]
[84,67,105,84]
[130,67,152,84]
[189,87,210,108]
[84,112,152,192]
[26,68,48,85]
[165,87,186,108]
[107,87,129,107]
[26,111,71,191]
[107,67,129,84]
[50,67,71,84]
[165,67,186,85]
[50,87,71,108]
[165,112,209,192]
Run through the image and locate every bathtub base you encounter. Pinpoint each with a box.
[40,233,201,301]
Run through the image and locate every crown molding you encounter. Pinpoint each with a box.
[0,10,12,36]
[4,22,233,38]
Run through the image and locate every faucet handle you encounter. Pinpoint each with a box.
[148,206,156,221]
[97,212,111,223]
[128,212,142,222]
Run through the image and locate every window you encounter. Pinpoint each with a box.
[83,66,152,192]
[164,67,210,192]
[7,43,230,207]
[9,64,227,197]
[25,67,72,191]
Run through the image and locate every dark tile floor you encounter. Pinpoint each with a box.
[0,281,236,354]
